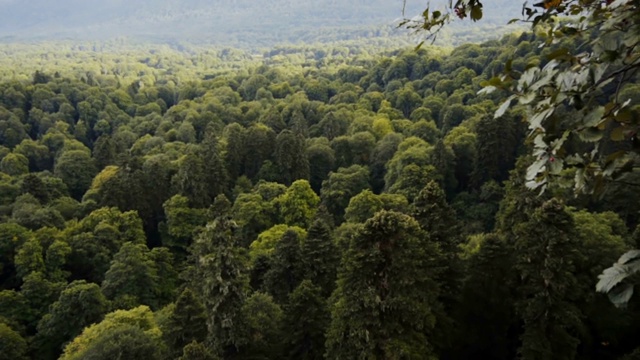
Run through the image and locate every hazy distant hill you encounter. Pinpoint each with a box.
[0,0,525,46]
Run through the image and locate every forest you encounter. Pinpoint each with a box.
[1,1,640,360]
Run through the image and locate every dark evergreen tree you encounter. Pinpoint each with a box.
[412,181,459,253]
[201,132,228,201]
[149,247,178,307]
[223,123,246,185]
[237,292,284,359]
[326,210,442,359]
[191,217,248,356]
[453,234,519,360]
[470,114,519,189]
[165,288,208,357]
[307,143,336,193]
[262,229,304,304]
[249,254,271,292]
[514,199,583,360]
[302,219,338,297]
[242,124,275,180]
[274,130,310,186]
[411,180,461,354]
[284,280,329,360]
[428,139,457,195]
[172,148,211,208]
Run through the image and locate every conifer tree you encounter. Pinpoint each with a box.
[411,181,461,353]
[201,132,228,201]
[222,123,246,185]
[326,210,441,359]
[191,217,249,356]
[302,219,338,297]
[149,247,178,307]
[454,234,518,360]
[284,280,329,360]
[274,130,310,186]
[172,149,211,208]
[514,199,583,360]
[164,288,208,357]
[412,181,458,253]
[469,114,519,189]
[428,139,457,195]
[237,292,284,358]
[263,229,304,304]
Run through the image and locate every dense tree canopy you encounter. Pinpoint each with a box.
[0,10,639,358]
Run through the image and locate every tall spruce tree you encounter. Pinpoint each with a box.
[514,199,583,360]
[412,181,458,254]
[201,132,228,201]
[284,280,329,360]
[274,130,310,186]
[164,288,208,358]
[454,233,519,360]
[411,180,461,354]
[191,217,249,356]
[302,219,339,297]
[172,149,211,208]
[262,229,304,304]
[326,210,441,359]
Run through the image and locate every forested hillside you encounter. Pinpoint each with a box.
[1,29,640,359]
[0,0,523,46]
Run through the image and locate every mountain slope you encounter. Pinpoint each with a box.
[0,0,525,45]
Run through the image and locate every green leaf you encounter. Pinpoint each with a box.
[620,250,640,264]
[533,134,547,149]
[518,91,536,105]
[597,264,630,293]
[526,157,547,181]
[615,109,634,124]
[605,150,626,164]
[545,47,570,61]
[495,95,516,119]
[470,6,483,21]
[477,86,497,95]
[596,250,640,308]
[505,59,513,73]
[608,284,635,308]
[548,157,564,175]
[579,128,604,143]
[583,106,605,127]
[610,127,625,141]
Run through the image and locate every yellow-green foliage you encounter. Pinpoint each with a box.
[60,305,161,360]
[250,225,307,260]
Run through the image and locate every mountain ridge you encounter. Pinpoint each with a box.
[0,1,525,46]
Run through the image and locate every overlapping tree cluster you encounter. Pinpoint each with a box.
[1,21,640,360]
